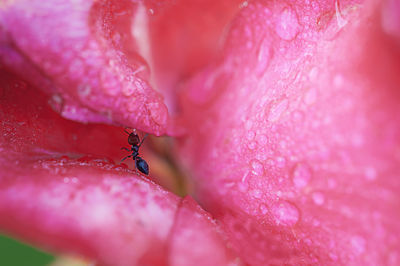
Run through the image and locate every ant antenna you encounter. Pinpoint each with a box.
[138,133,148,147]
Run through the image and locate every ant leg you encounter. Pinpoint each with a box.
[138,133,148,148]
[121,147,130,151]
[121,155,132,162]
[124,129,130,135]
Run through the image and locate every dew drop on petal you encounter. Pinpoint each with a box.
[247,131,256,140]
[251,189,263,199]
[48,94,64,113]
[275,157,286,168]
[247,141,257,150]
[255,39,272,77]
[351,235,366,255]
[304,87,317,105]
[68,58,84,77]
[251,159,265,176]
[312,192,325,206]
[122,83,135,97]
[259,204,268,215]
[271,201,300,226]
[292,163,313,188]
[275,7,300,41]
[308,66,319,82]
[239,1,248,9]
[245,120,253,130]
[329,252,339,261]
[100,70,120,96]
[334,0,348,29]
[381,0,400,39]
[333,73,344,88]
[268,99,289,122]
[364,166,377,181]
[238,181,249,192]
[292,110,304,122]
[328,178,337,189]
[77,84,91,97]
[257,134,268,145]
[148,102,168,126]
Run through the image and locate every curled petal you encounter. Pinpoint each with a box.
[0,0,168,135]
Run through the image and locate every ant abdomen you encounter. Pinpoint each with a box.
[136,157,149,175]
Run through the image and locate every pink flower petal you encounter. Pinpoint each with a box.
[0,0,168,135]
[0,68,240,265]
[178,0,400,264]
[169,196,239,266]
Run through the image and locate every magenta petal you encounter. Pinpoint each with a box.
[0,0,169,135]
[169,196,239,266]
[0,157,240,265]
[178,0,400,264]
[0,71,239,265]
[0,158,178,265]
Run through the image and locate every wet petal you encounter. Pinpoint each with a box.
[178,0,400,264]
[0,70,239,265]
[0,0,168,135]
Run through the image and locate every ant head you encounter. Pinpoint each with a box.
[128,132,140,146]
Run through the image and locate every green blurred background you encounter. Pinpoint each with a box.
[0,234,54,266]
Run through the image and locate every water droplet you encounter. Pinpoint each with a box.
[238,181,249,192]
[334,0,348,29]
[381,0,400,39]
[271,201,300,226]
[121,82,135,96]
[251,189,263,199]
[148,102,168,126]
[351,235,366,255]
[247,131,256,140]
[251,160,264,176]
[328,178,337,189]
[63,177,70,183]
[245,120,253,130]
[259,204,268,215]
[292,163,312,188]
[77,84,91,97]
[247,141,257,150]
[100,70,120,96]
[257,134,268,145]
[333,74,344,88]
[304,87,317,105]
[312,192,325,206]
[275,7,300,41]
[68,58,84,77]
[268,99,288,122]
[317,0,350,40]
[292,110,304,122]
[275,157,286,168]
[308,67,318,82]
[48,94,64,113]
[239,1,248,8]
[329,252,339,261]
[364,167,377,181]
[255,39,272,76]
[316,10,334,32]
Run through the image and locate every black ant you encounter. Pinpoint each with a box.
[121,129,149,175]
